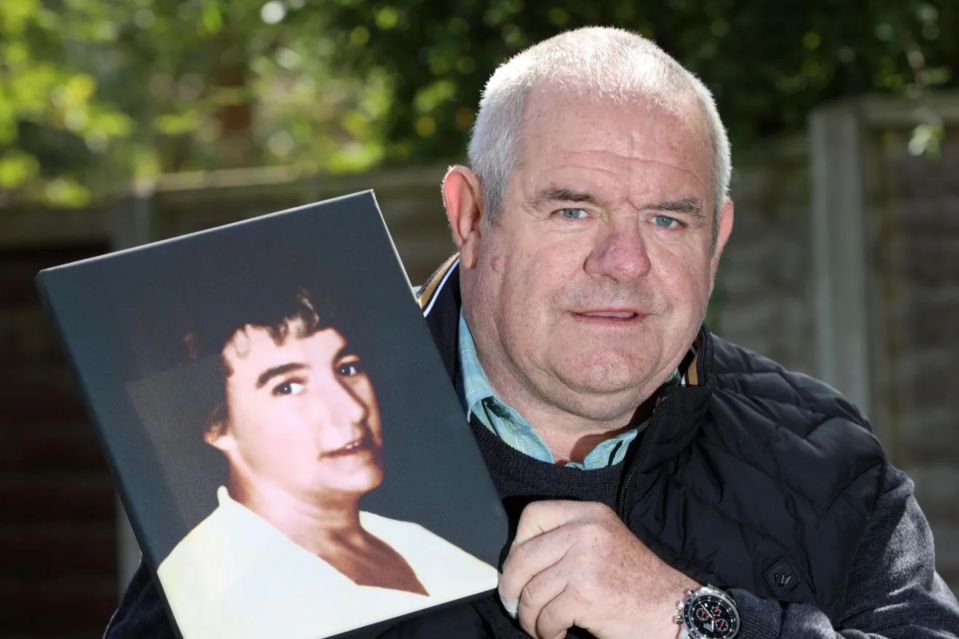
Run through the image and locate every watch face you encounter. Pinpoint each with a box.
[683,592,740,639]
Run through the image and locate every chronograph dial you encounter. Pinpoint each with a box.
[674,585,740,639]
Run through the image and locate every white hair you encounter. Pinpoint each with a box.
[466,27,731,230]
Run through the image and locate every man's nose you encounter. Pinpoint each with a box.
[313,380,367,428]
[584,218,651,281]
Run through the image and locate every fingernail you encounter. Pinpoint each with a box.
[499,593,519,619]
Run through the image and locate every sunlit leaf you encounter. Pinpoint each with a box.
[43,177,91,207]
[87,109,135,137]
[200,1,223,34]
[0,150,40,187]
[375,7,399,30]
[0,0,39,36]
[414,80,456,113]
[153,111,202,135]
[62,74,97,105]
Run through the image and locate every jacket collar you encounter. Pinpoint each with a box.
[418,255,462,383]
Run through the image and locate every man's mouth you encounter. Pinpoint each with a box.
[322,434,375,459]
[574,309,643,320]
[578,310,638,319]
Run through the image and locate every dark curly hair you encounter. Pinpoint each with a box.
[184,284,344,435]
[130,246,366,445]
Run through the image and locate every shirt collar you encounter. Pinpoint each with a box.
[457,311,695,469]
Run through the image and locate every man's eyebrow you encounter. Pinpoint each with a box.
[255,363,305,389]
[531,186,600,207]
[645,197,704,217]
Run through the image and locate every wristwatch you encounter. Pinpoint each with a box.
[674,585,741,639]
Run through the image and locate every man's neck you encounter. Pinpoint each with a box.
[508,387,661,464]
[227,478,368,554]
[456,308,676,465]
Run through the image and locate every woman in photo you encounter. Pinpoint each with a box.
[157,284,498,639]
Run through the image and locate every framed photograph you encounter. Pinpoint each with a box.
[37,191,507,639]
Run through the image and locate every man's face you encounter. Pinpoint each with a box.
[462,88,733,426]
[206,323,384,503]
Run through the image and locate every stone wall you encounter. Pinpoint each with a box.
[711,138,815,374]
[810,95,959,591]
[872,122,959,585]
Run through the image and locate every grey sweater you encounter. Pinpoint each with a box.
[733,464,959,638]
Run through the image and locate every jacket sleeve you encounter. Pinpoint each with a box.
[104,560,179,639]
[731,464,959,638]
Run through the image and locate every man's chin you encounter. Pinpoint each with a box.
[555,350,662,389]
[309,470,384,499]
[551,391,648,426]
[539,384,640,420]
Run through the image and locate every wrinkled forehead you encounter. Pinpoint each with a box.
[521,80,709,149]
[514,83,714,189]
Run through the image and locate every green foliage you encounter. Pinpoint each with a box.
[320,0,958,165]
[0,0,956,207]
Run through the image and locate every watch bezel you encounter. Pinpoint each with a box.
[679,585,741,639]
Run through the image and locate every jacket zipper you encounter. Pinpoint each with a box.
[616,392,670,518]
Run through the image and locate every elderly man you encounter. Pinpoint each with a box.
[107,27,959,639]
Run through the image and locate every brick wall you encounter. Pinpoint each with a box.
[0,243,116,639]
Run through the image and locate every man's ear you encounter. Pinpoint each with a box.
[712,198,734,265]
[203,419,234,453]
[709,198,735,293]
[441,165,485,269]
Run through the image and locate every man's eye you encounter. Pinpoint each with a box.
[557,208,588,220]
[653,215,680,229]
[273,381,305,396]
[337,359,363,377]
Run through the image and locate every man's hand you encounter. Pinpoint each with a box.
[498,500,699,639]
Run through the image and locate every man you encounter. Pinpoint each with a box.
[152,285,497,638]
[107,27,959,638]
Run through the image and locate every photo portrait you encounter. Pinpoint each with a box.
[41,194,505,639]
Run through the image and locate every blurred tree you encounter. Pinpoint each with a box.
[0,0,955,208]
[0,0,134,206]
[0,0,385,207]
[323,0,957,164]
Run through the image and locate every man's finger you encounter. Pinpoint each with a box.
[498,590,519,619]
[499,520,573,601]
[534,586,578,639]
[512,500,583,547]
[515,562,570,638]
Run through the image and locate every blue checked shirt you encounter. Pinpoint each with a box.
[458,311,683,469]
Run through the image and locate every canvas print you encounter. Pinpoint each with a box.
[36,192,507,639]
